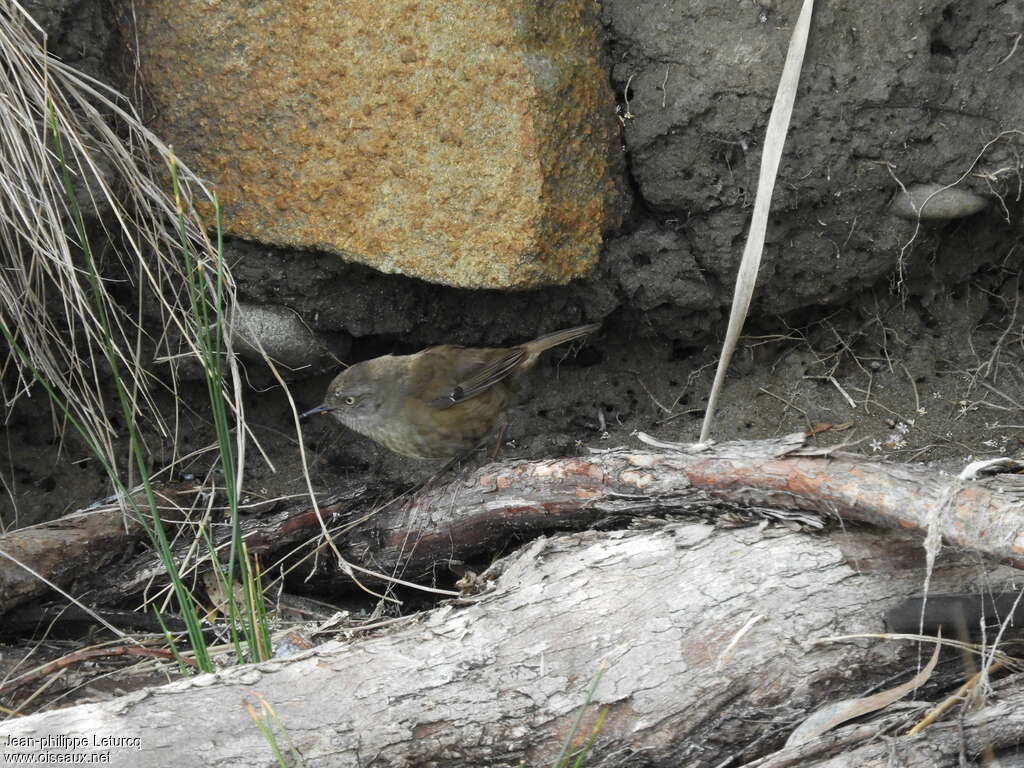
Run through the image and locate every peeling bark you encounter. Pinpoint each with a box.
[9,436,1024,612]
[0,485,365,615]
[745,681,1024,767]
[0,524,1019,767]
[0,505,144,614]
[4,437,1022,767]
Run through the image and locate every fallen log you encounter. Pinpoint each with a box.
[332,434,1024,580]
[1,520,1020,767]
[0,484,365,615]
[15,435,1024,608]
[0,502,145,616]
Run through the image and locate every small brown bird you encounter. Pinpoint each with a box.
[302,324,599,459]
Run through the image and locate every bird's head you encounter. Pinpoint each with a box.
[302,359,397,435]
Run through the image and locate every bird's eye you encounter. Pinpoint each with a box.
[343,396,356,406]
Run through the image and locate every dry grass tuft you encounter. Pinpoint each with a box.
[0,3,239,480]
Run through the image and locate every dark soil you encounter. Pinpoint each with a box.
[4,0,1024,547]
[1,0,1023,721]
[5,260,1020,531]
[2,0,1021,537]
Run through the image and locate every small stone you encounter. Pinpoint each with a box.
[231,302,348,373]
[889,183,989,220]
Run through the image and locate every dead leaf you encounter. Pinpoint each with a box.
[786,632,942,747]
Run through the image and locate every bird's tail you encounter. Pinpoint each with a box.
[523,323,601,356]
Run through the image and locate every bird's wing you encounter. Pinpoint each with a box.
[422,346,527,410]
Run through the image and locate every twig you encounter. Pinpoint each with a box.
[758,387,809,424]
[804,375,857,409]
[632,372,673,415]
[0,549,131,640]
[907,661,1006,736]
[988,32,1022,71]
[0,646,187,697]
[901,363,920,414]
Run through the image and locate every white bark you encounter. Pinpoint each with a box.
[1,523,1017,767]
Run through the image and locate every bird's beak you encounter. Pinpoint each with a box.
[300,404,331,420]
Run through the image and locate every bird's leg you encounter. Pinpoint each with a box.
[410,450,475,497]
[490,422,507,460]
[368,443,386,477]
[489,409,513,461]
[435,452,465,477]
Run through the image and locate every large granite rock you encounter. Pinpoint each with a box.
[134,0,621,289]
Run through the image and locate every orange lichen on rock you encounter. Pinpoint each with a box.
[134,0,620,288]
